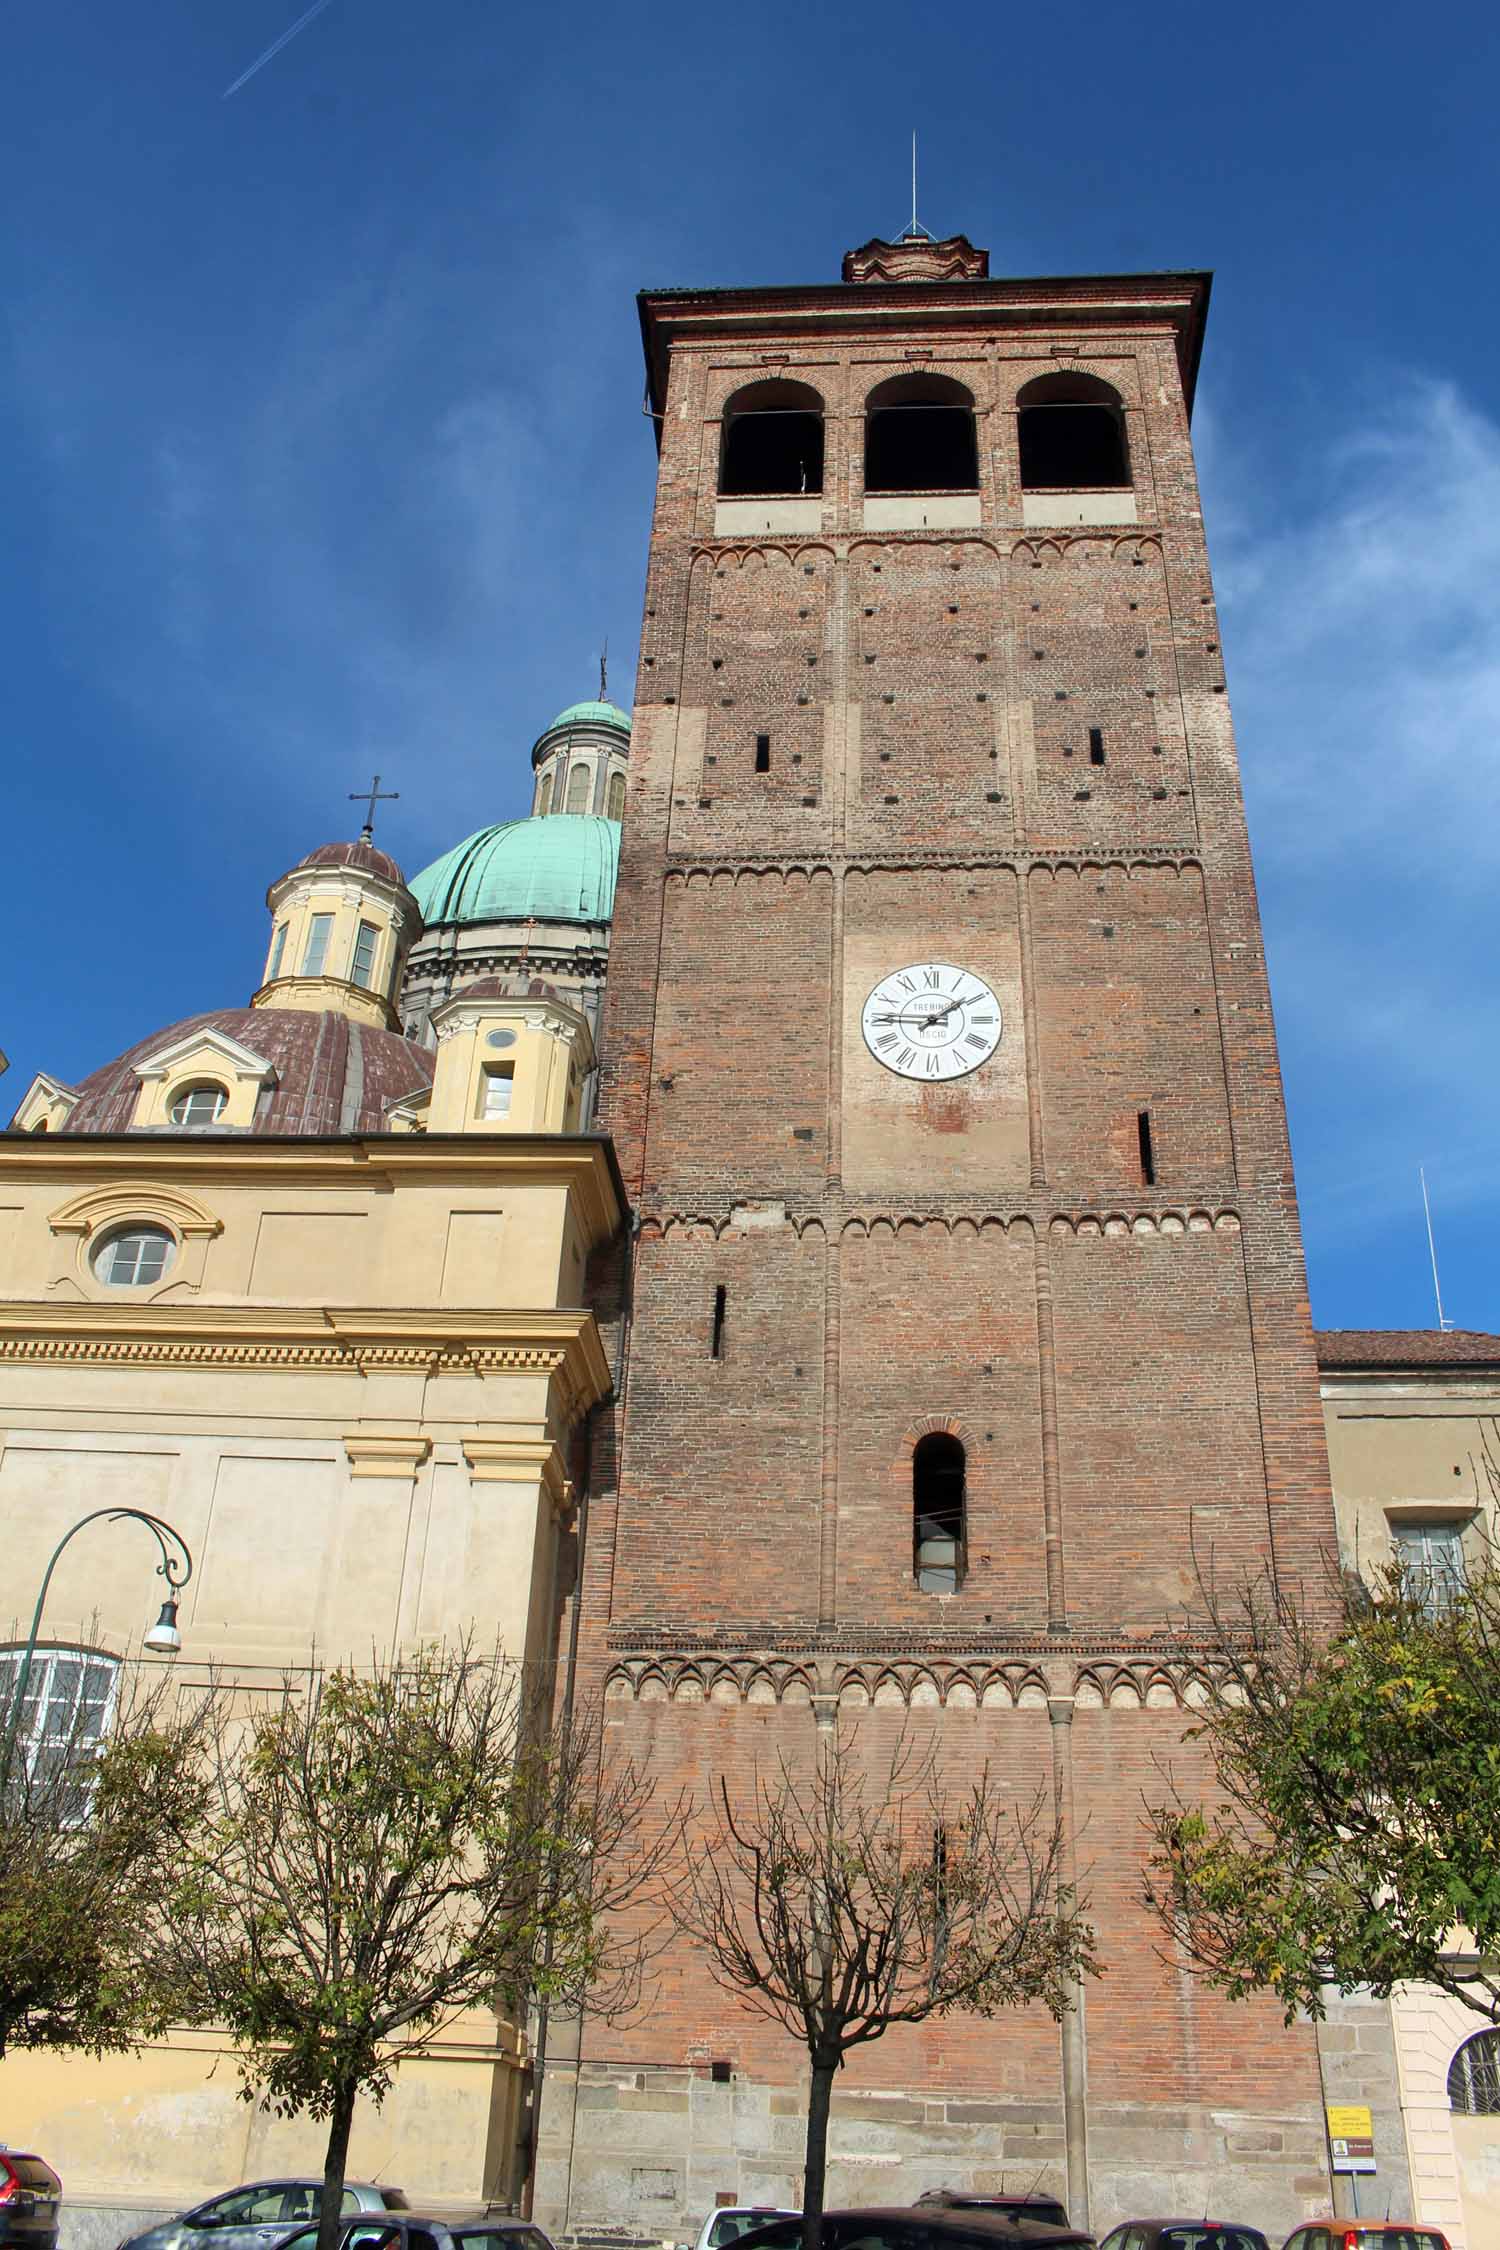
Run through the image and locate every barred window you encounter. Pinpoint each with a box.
[1450,2030,1500,2114]
[0,1646,120,1822]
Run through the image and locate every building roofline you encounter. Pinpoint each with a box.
[638,267,1213,434]
[1315,1327,1500,1371]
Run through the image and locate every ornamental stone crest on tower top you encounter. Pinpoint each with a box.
[842,229,989,283]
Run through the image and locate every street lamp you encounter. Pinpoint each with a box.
[0,1507,194,1790]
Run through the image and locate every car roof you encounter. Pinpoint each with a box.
[752,2217,1088,2244]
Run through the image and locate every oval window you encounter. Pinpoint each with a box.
[92,1225,176,1287]
[169,1083,228,1128]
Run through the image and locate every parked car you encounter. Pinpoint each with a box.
[690,2212,802,2250]
[1283,2227,1451,2250]
[1098,2225,1270,2250]
[270,2216,555,2250]
[117,2182,409,2250]
[916,2199,1071,2231]
[734,2208,1094,2250]
[0,2150,62,2250]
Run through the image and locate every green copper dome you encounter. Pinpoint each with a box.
[547,699,631,733]
[530,700,632,760]
[409,815,621,931]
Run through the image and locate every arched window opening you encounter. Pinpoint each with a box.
[913,1432,966,1592]
[1450,2031,1500,2114]
[865,374,978,495]
[1017,373,1130,490]
[719,379,825,498]
[538,771,554,817]
[606,771,626,821]
[565,764,590,815]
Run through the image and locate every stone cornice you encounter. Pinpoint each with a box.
[0,1134,627,1250]
[0,1303,614,1412]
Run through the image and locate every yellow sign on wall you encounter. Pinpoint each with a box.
[1328,2105,1374,2139]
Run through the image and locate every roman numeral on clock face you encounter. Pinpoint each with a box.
[895,1046,916,1070]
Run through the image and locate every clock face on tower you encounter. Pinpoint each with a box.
[860,962,1004,1081]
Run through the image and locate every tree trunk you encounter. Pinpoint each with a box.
[316,2077,359,2250]
[802,2054,838,2250]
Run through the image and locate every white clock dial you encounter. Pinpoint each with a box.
[861,963,1003,1081]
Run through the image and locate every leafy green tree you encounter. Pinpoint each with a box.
[164,1645,658,2250]
[1146,1558,1500,2026]
[0,1658,212,2061]
[672,1725,1095,2250]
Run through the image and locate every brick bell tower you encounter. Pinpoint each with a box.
[539,230,1341,2233]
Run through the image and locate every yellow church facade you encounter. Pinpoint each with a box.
[0,733,628,2237]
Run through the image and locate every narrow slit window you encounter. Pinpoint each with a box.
[267,922,288,981]
[913,1433,965,1592]
[1137,1109,1156,1185]
[755,734,770,774]
[710,1284,727,1359]
[538,771,554,816]
[1088,727,1105,766]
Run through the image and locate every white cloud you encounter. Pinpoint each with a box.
[1201,375,1500,1315]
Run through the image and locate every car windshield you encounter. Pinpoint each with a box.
[1364,2235,1445,2250]
[1162,2233,1268,2250]
[713,2221,794,2248]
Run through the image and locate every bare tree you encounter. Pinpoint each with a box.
[672,1722,1095,2250]
[160,1642,664,2250]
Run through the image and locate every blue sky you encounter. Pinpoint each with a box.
[3,0,1497,1332]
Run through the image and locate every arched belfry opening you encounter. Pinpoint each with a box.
[718,379,825,497]
[864,373,978,494]
[1017,372,1130,490]
[913,1432,966,1592]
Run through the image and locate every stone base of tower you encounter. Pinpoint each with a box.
[534,2061,1332,2245]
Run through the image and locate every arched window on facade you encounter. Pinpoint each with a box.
[719,379,826,498]
[1017,372,1130,490]
[1450,2031,1500,2114]
[565,764,590,815]
[538,771,554,816]
[913,1433,966,1592]
[865,373,978,495]
[606,771,626,821]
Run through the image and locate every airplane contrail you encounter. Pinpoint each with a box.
[223,0,337,97]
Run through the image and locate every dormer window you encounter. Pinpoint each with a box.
[92,1225,176,1287]
[169,1083,228,1129]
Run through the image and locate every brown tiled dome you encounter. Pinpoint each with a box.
[294,839,408,888]
[41,1009,433,1137]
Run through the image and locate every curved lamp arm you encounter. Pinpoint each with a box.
[0,1507,194,1792]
